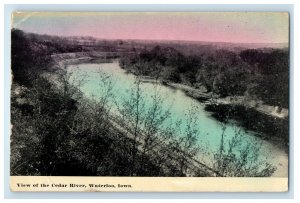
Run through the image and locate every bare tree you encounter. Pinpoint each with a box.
[117,77,174,175]
[139,83,172,174]
[166,105,201,176]
[213,126,276,177]
[117,77,146,175]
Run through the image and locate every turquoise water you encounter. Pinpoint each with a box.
[67,62,288,177]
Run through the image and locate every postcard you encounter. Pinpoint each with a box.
[10,12,289,192]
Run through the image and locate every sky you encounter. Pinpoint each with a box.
[12,12,289,43]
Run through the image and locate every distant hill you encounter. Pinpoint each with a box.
[16,29,289,56]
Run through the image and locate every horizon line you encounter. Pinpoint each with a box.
[15,29,289,45]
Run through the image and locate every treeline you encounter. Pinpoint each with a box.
[11,29,276,177]
[120,45,289,108]
[11,29,135,59]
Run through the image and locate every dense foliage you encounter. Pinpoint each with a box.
[120,45,289,108]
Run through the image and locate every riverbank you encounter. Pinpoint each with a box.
[136,75,289,150]
[51,51,118,69]
[164,82,288,119]
[169,83,288,148]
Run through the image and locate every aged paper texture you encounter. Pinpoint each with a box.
[10,12,289,192]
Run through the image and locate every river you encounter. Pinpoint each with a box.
[67,61,288,177]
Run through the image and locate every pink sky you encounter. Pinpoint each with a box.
[12,12,289,43]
